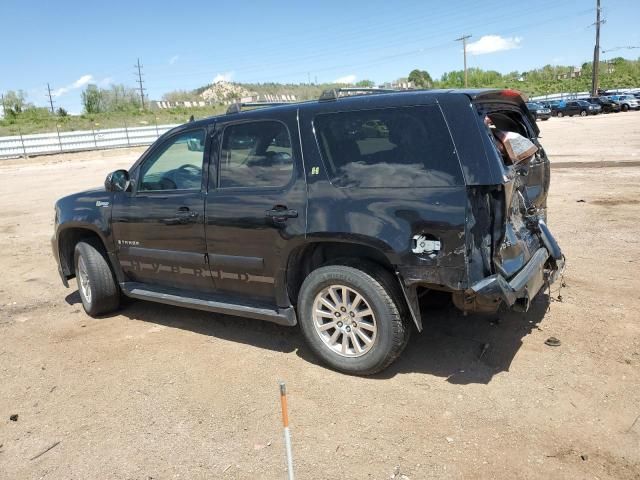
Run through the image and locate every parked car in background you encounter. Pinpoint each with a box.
[526,102,551,121]
[606,95,640,111]
[587,97,621,113]
[540,100,565,116]
[556,100,600,117]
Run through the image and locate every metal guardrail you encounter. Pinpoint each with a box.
[0,123,181,158]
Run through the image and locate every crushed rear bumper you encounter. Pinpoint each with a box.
[456,220,564,313]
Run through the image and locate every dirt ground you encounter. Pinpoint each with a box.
[1,112,639,479]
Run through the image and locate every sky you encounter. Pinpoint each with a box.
[1,0,639,113]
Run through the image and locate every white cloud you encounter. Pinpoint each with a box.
[72,74,93,88]
[169,55,179,65]
[467,35,522,55]
[53,74,94,97]
[334,74,357,84]
[213,71,234,83]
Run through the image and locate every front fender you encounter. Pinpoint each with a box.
[52,189,115,281]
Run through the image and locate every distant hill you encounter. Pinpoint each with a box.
[164,81,369,104]
[161,57,640,103]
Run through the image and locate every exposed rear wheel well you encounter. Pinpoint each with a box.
[58,229,106,279]
[286,242,396,304]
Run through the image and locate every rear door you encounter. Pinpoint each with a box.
[112,127,214,292]
[205,111,306,306]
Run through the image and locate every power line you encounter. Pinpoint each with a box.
[141,0,572,83]
[46,83,56,114]
[602,45,640,54]
[135,58,147,109]
[455,35,472,87]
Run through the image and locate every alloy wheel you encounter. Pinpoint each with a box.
[312,285,377,357]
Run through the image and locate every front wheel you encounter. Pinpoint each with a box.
[556,111,564,118]
[297,265,411,375]
[74,240,121,316]
[580,110,587,116]
[622,104,629,112]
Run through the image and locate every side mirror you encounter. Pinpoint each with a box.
[105,169,130,192]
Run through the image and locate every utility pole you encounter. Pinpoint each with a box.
[1,93,5,118]
[591,0,604,96]
[135,58,146,109]
[46,83,56,114]
[455,34,472,87]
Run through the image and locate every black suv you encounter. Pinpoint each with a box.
[51,88,564,375]
[556,100,600,117]
[587,96,620,113]
[525,102,551,121]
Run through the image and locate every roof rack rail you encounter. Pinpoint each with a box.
[319,87,398,101]
[226,102,292,115]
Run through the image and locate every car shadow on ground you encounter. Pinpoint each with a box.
[372,294,550,384]
[65,290,550,385]
[65,290,301,354]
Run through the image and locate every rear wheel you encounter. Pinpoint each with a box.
[297,264,411,375]
[556,111,564,118]
[74,240,120,316]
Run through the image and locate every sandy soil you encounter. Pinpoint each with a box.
[1,112,639,479]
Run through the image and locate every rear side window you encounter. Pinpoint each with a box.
[219,121,293,189]
[313,105,463,188]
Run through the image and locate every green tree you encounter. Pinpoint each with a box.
[408,69,433,88]
[81,84,104,113]
[2,90,28,117]
[355,79,375,88]
[162,89,201,102]
[102,84,140,112]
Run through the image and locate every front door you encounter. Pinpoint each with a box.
[112,127,214,292]
[206,113,306,306]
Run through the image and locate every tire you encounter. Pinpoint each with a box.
[297,264,411,375]
[542,118,549,121]
[556,111,564,118]
[622,104,629,112]
[74,240,120,316]
[580,110,587,117]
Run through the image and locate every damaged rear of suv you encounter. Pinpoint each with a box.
[297,88,564,373]
[51,88,563,375]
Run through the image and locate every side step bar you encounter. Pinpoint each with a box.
[121,282,297,327]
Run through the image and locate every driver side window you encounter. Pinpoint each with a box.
[139,130,205,191]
